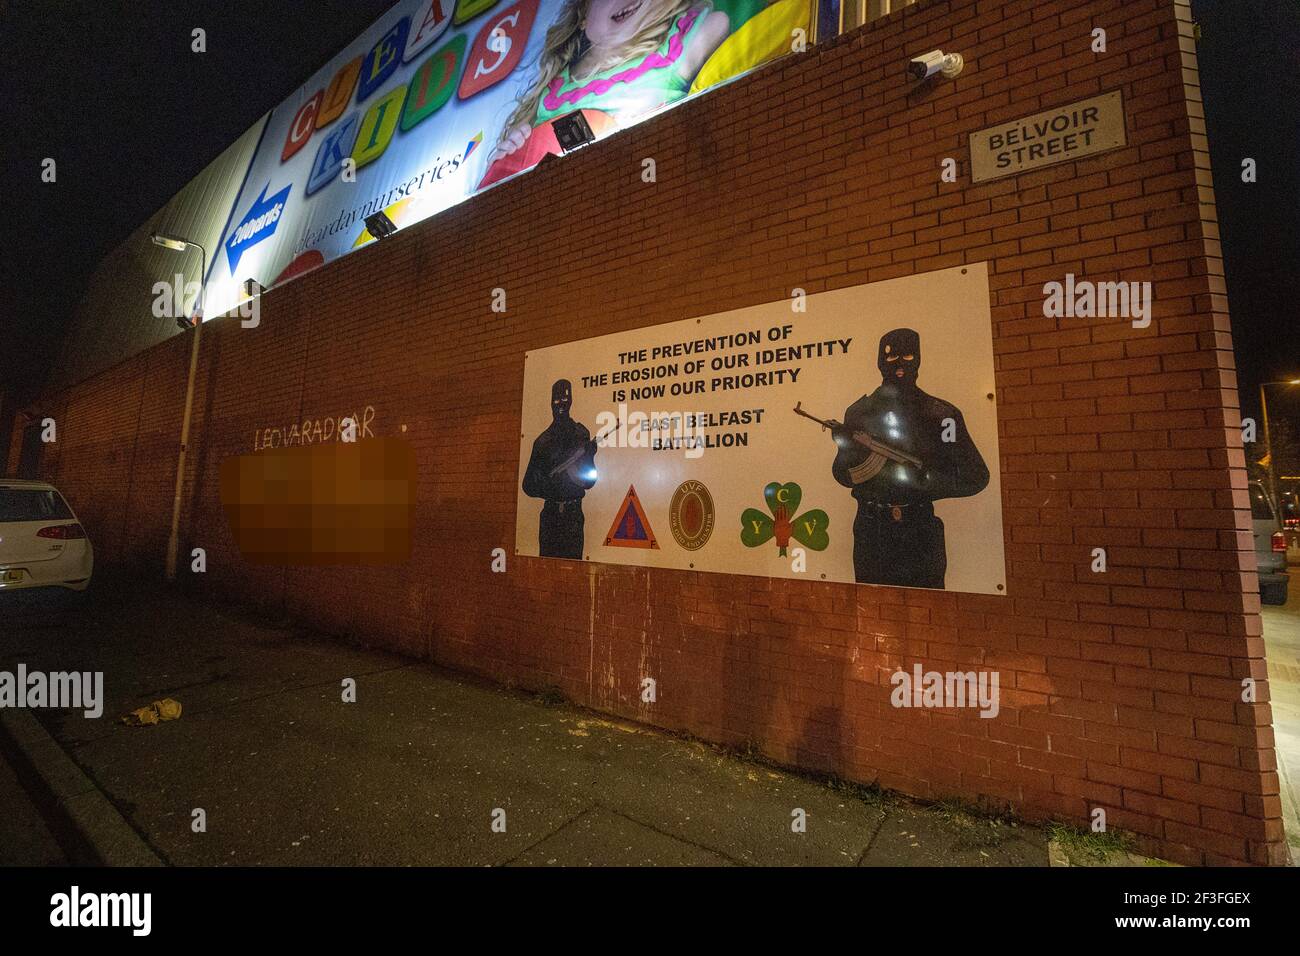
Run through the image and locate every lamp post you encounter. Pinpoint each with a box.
[1258,378,1300,517]
[150,231,207,583]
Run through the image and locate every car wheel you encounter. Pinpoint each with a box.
[1261,581,1288,606]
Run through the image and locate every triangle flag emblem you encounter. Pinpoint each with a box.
[604,485,659,549]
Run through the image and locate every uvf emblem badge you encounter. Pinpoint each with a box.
[669,480,714,551]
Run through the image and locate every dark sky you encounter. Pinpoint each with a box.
[0,0,396,396]
[2,0,1298,424]
[1193,0,1300,424]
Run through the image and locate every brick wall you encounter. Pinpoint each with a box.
[12,0,1284,864]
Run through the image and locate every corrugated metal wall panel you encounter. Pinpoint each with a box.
[50,116,268,391]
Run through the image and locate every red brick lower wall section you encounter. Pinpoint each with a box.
[11,0,1285,864]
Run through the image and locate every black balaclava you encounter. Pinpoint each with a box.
[551,379,573,421]
[877,328,921,388]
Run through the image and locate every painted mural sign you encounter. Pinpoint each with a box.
[516,264,1006,594]
[198,0,816,321]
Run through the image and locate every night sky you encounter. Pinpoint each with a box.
[1193,0,1300,424]
[0,0,395,397]
[3,0,1298,423]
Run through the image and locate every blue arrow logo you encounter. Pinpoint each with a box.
[225,183,292,273]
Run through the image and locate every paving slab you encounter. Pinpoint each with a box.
[507,807,735,866]
[860,801,1048,867]
[0,751,66,866]
[0,709,162,867]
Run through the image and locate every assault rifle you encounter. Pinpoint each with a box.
[548,417,622,477]
[793,402,923,469]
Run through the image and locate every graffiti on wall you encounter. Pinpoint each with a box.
[252,405,377,451]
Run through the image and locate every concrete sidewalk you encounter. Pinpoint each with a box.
[1260,588,1300,857]
[0,581,1049,866]
[0,748,66,866]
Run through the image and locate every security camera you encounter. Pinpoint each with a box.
[908,50,964,81]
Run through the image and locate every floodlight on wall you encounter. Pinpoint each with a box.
[242,278,265,297]
[553,111,596,152]
[364,211,398,241]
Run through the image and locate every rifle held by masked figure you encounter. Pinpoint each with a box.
[793,402,923,469]
[548,417,622,478]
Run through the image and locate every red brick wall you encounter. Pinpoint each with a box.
[13,0,1285,864]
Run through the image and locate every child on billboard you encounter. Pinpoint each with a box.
[480,0,731,184]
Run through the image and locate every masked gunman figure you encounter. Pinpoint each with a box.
[830,329,989,589]
[523,379,598,559]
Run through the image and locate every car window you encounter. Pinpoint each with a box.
[1250,487,1276,522]
[0,489,73,522]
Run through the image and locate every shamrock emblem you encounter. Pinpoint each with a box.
[740,481,829,556]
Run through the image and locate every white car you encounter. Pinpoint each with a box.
[0,480,94,592]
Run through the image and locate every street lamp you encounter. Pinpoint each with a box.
[151,232,206,329]
[150,234,187,253]
[1258,377,1300,517]
[149,231,208,583]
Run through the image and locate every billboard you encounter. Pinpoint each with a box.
[516,264,1006,594]
[197,0,816,319]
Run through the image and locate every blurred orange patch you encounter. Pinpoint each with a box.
[219,438,414,565]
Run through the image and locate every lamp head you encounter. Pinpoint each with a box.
[363,212,397,241]
[151,233,189,252]
[553,111,596,152]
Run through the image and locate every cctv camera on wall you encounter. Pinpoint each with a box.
[908,50,964,81]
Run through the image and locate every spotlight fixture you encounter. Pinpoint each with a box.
[242,278,265,297]
[552,111,596,152]
[364,211,398,241]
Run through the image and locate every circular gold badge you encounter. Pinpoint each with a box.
[669,480,715,551]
